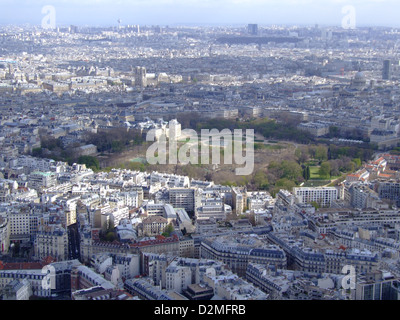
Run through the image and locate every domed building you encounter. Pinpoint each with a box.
[350,71,367,90]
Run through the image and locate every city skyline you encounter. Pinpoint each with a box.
[0,0,400,28]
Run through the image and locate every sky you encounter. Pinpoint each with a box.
[0,0,399,28]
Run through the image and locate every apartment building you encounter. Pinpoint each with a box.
[34,225,68,262]
[124,278,185,300]
[165,263,192,294]
[139,216,169,237]
[0,269,50,298]
[111,191,139,208]
[267,231,379,275]
[349,184,381,209]
[196,197,231,221]
[168,188,196,214]
[377,180,400,206]
[70,265,115,291]
[28,171,57,189]
[112,253,140,280]
[1,278,32,300]
[8,205,31,242]
[232,187,247,215]
[201,235,287,277]
[293,187,339,208]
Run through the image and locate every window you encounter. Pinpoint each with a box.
[374,283,381,300]
[364,284,373,300]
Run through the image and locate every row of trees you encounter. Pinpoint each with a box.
[328,144,374,162]
[233,161,305,196]
[179,111,374,145]
[84,128,144,154]
[33,135,76,165]
[184,116,315,145]
[303,166,311,181]
[220,160,303,194]
[179,113,376,158]
[267,160,304,195]
[245,150,364,194]
[250,118,314,144]
[242,144,368,194]
[295,145,327,168]
[32,127,145,168]
[295,143,367,178]
[77,155,100,171]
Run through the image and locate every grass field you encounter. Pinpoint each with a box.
[254,142,287,151]
[309,166,322,179]
[308,166,341,180]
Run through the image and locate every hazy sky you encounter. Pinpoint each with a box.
[0,0,399,28]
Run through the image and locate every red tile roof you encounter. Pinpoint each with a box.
[0,261,44,270]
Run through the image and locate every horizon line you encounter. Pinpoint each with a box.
[1,22,400,29]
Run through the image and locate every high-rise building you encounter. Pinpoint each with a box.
[355,271,400,300]
[248,24,258,36]
[9,206,31,243]
[169,188,196,214]
[232,187,247,214]
[383,59,391,80]
[69,25,78,34]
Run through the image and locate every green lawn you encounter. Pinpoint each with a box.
[254,143,286,151]
[308,166,341,180]
[309,166,323,179]
[263,144,286,151]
